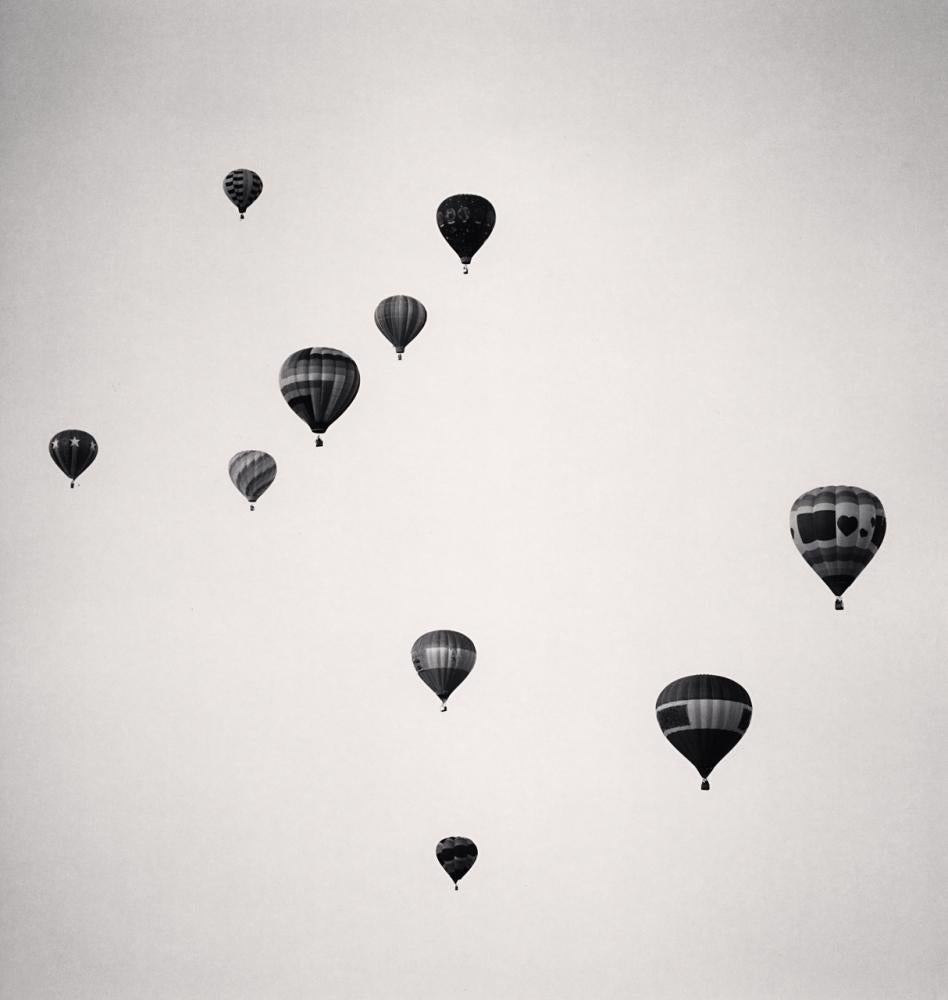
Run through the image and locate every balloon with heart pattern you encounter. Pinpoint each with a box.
[789,485,886,609]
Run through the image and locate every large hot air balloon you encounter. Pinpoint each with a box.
[656,674,752,790]
[436,837,478,891]
[279,348,361,447]
[411,630,476,711]
[49,430,97,488]
[374,295,427,360]
[790,485,886,610]
[436,194,495,274]
[223,169,263,219]
[228,451,276,511]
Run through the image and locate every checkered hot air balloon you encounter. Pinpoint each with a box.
[228,451,276,511]
[279,348,361,448]
[436,837,478,891]
[49,430,97,488]
[436,194,495,274]
[222,169,263,219]
[790,485,886,610]
[411,630,476,712]
[374,295,427,360]
[656,675,752,791]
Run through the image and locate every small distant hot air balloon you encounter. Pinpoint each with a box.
[790,485,886,610]
[223,169,263,219]
[49,430,97,488]
[412,630,476,711]
[374,295,427,360]
[436,194,495,274]
[279,348,360,447]
[656,675,752,790]
[436,837,478,891]
[228,451,276,511]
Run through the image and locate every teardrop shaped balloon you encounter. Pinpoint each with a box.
[436,836,477,890]
[279,348,361,447]
[656,674,752,790]
[411,630,476,711]
[228,451,276,511]
[49,430,98,488]
[223,169,263,219]
[436,194,495,273]
[790,485,886,610]
[374,295,427,360]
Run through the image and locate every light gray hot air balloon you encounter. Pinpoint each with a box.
[228,451,276,510]
[411,630,476,711]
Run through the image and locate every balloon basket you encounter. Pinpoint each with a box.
[835,598,844,611]
[701,779,710,790]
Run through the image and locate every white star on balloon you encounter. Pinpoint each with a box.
[70,437,80,447]
[51,439,59,449]
[90,441,96,450]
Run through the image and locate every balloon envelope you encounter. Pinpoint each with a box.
[223,169,263,218]
[374,295,427,359]
[436,194,495,272]
[279,348,360,445]
[411,630,476,709]
[49,430,97,486]
[436,836,478,889]
[790,485,886,608]
[228,451,276,507]
[656,674,752,790]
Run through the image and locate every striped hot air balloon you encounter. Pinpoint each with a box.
[656,675,752,790]
[49,430,97,488]
[436,194,495,274]
[790,485,886,610]
[223,169,263,219]
[411,630,476,711]
[279,348,361,447]
[228,451,276,511]
[374,295,427,360]
[436,837,478,891]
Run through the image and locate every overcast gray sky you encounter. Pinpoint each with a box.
[2,2,947,998]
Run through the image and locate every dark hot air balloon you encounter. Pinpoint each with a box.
[790,485,886,610]
[228,451,276,510]
[436,837,477,890]
[436,194,495,273]
[411,630,476,711]
[279,348,360,447]
[223,169,263,219]
[374,295,427,360]
[49,430,97,488]
[656,674,752,790]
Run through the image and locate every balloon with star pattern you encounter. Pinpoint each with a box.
[49,430,98,488]
[436,194,495,274]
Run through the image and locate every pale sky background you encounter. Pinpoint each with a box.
[1,2,947,998]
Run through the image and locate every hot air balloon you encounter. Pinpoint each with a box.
[790,485,886,610]
[374,295,427,360]
[49,430,97,488]
[223,169,263,219]
[228,451,276,511]
[279,348,360,447]
[411,630,476,711]
[436,194,495,273]
[436,837,477,891]
[656,674,752,790]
